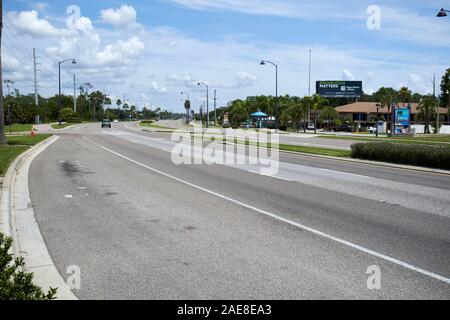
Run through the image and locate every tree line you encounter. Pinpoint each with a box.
[214,71,450,132]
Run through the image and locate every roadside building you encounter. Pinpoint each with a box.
[336,102,448,125]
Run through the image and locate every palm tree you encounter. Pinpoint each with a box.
[312,94,329,133]
[399,87,411,106]
[377,87,397,135]
[417,95,437,134]
[0,1,7,145]
[301,96,313,133]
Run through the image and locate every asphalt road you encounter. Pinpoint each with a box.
[28,122,450,299]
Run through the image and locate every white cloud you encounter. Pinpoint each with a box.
[151,81,169,93]
[100,5,138,28]
[235,70,257,87]
[95,36,145,66]
[7,10,69,38]
[342,69,355,81]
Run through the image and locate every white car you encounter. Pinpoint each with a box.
[367,126,377,133]
[113,119,119,123]
[307,123,315,130]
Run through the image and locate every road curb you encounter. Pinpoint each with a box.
[0,135,78,300]
[277,149,450,176]
[130,125,450,176]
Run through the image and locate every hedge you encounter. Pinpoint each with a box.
[351,142,450,170]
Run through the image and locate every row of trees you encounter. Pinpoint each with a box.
[217,85,447,132]
[0,89,183,125]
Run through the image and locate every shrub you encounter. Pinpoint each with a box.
[61,107,79,123]
[351,142,450,170]
[0,232,57,300]
[140,120,154,124]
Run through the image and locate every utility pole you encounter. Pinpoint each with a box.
[0,0,6,145]
[33,48,40,123]
[214,89,217,126]
[73,74,76,112]
[33,48,39,106]
[433,74,439,133]
[308,49,312,96]
[308,49,312,122]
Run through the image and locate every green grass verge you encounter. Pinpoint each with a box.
[7,134,52,146]
[278,144,351,157]
[4,124,33,133]
[139,122,176,130]
[317,134,450,146]
[0,146,29,176]
[50,123,78,129]
[196,135,351,157]
[0,134,52,176]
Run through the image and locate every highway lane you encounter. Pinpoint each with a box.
[28,123,450,299]
[119,122,450,191]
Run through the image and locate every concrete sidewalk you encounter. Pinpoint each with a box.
[0,136,77,300]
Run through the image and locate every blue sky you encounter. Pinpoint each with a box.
[4,0,450,111]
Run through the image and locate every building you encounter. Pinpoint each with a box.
[336,102,448,124]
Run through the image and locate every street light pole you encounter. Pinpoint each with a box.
[260,60,279,130]
[58,58,76,124]
[375,103,380,138]
[214,89,217,126]
[197,82,209,127]
[181,92,190,124]
[437,8,450,17]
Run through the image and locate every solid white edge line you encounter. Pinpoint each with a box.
[84,136,450,286]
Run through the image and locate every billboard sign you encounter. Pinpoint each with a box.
[395,107,410,127]
[316,81,363,98]
[394,106,411,134]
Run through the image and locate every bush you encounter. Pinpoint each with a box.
[0,232,57,300]
[61,107,79,123]
[351,142,450,170]
[140,120,154,124]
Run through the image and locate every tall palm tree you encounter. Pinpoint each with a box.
[398,87,411,106]
[301,96,313,133]
[0,0,7,145]
[312,94,328,134]
[378,88,397,135]
[417,95,437,134]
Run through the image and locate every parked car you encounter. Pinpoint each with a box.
[335,125,353,133]
[367,126,377,133]
[307,122,315,130]
[102,119,112,128]
[113,119,119,123]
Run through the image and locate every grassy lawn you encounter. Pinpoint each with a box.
[317,134,450,146]
[7,134,52,146]
[0,134,53,176]
[196,135,351,157]
[278,144,351,157]
[4,124,33,133]
[0,146,29,176]
[139,122,176,130]
[51,123,78,129]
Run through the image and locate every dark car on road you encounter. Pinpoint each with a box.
[333,125,353,133]
[102,119,112,128]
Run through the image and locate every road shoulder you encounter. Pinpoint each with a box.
[0,135,77,300]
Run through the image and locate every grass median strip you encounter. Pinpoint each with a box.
[50,123,77,129]
[193,135,351,157]
[0,134,53,176]
[317,135,450,147]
